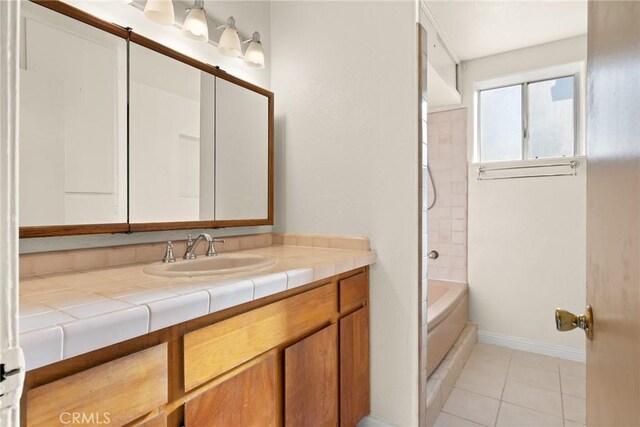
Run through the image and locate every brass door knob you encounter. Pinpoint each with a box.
[555,305,593,340]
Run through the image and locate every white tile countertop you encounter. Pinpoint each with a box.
[19,241,376,371]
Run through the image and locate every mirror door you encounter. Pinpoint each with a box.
[129,42,216,225]
[19,1,128,235]
[128,38,273,231]
[215,78,270,222]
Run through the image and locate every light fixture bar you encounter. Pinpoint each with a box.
[131,1,266,68]
[129,1,253,46]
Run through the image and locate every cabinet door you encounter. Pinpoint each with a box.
[184,352,278,427]
[285,323,338,427]
[340,307,370,427]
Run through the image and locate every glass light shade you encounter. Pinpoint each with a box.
[182,8,208,42]
[244,41,265,69]
[144,0,175,26]
[218,22,242,58]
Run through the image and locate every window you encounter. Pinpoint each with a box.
[478,75,576,162]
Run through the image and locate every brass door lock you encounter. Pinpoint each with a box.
[555,305,593,340]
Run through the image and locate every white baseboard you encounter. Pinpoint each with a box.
[478,330,586,363]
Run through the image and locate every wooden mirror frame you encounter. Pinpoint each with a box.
[19,0,274,238]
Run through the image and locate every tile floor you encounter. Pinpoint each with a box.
[435,343,586,427]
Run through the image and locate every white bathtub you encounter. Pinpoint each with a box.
[426,280,468,377]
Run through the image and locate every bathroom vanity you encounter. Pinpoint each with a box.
[20,236,375,426]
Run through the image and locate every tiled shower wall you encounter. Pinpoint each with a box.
[426,108,468,283]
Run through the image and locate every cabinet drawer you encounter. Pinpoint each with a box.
[339,271,368,313]
[27,344,168,427]
[184,283,337,390]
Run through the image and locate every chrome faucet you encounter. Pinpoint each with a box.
[183,233,225,260]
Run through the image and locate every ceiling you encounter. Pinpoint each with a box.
[426,0,588,61]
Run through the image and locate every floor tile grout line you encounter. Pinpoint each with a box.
[439,409,488,427]
[498,400,566,422]
[448,386,501,403]
[442,386,502,426]
[506,377,563,394]
[494,349,513,427]
[558,357,566,423]
[509,359,563,374]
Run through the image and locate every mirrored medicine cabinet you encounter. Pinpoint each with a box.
[19,0,273,238]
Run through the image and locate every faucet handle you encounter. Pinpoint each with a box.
[206,239,226,257]
[186,234,194,245]
[162,241,176,263]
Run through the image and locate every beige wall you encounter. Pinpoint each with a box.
[468,161,587,353]
[270,2,420,425]
[462,37,588,356]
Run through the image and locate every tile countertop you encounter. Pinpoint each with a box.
[19,244,377,371]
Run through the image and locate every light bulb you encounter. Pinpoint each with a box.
[144,0,175,25]
[183,7,208,42]
[218,17,242,58]
[244,31,265,69]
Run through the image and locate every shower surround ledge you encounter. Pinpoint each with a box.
[18,233,376,370]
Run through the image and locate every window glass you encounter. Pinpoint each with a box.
[479,85,523,162]
[528,76,575,159]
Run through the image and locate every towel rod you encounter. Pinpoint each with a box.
[477,160,579,181]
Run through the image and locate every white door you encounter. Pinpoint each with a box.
[0,1,24,426]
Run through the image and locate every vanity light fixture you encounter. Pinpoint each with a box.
[182,0,209,42]
[144,0,175,25]
[243,31,265,69]
[218,16,242,58]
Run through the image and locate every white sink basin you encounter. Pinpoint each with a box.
[143,253,275,278]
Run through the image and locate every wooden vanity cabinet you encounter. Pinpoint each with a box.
[22,268,370,427]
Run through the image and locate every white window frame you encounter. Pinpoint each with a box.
[473,62,586,164]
